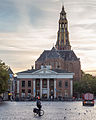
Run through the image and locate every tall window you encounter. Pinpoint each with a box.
[50,80,54,87]
[64,90,68,97]
[65,81,68,88]
[28,81,31,87]
[58,81,62,88]
[22,89,25,97]
[22,89,25,93]
[36,80,40,87]
[44,80,47,88]
[22,81,25,87]
[56,62,60,69]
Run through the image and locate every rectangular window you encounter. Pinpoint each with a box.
[50,80,54,87]
[64,90,68,97]
[36,80,40,87]
[65,81,68,88]
[22,89,25,93]
[28,81,31,87]
[58,81,62,88]
[44,80,47,87]
[28,89,31,93]
[22,81,25,87]
[21,89,25,97]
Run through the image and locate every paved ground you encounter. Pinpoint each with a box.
[0,101,96,120]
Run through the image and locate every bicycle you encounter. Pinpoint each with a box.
[33,108,44,116]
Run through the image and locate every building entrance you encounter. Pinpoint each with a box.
[42,88,47,99]
[42,94,47,99]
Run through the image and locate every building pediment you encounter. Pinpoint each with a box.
[17,67,74,79]
[32,68,57,75]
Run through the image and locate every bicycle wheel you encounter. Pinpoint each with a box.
[40,110,44,116]
[33,108,38,116]
[34,112,38,116]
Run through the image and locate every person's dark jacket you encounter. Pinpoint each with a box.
[37,99,42,109]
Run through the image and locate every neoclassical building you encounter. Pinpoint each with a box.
[17,66,74,99]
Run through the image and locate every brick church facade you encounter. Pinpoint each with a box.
[35,6,81,81]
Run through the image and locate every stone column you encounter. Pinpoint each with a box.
[70,79,73,98]
[47,79,49,99]
[54,79,56,99]
[17,80,19,94]
[17,80,19,97]
[40,79,42,98]
[33,79,36,97]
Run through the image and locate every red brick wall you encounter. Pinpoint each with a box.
[56,78,71,98]
[19,78,33,98]
[35,58,81,81]
[35,58,64,70]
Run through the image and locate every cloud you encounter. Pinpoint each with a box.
[85,70,96,72]
[0,0,96,74]
[0,48,41,73]
[0,0,21,32]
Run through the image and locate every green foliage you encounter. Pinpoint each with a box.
[0,61,9,94]
[73,70,96,96]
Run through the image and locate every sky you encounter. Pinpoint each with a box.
[0,0,96,75]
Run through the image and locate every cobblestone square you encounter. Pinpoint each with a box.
[0,101,96,120]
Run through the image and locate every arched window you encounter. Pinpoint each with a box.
[56,62,60,69]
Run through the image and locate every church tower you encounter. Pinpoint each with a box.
[35,5,81,81]
[56,6,71,50]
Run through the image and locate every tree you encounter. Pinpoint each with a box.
[73,70,96,97]
[0,61,9,94]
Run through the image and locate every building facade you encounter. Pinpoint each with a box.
[17,66,74,100]
[35,6,81,81]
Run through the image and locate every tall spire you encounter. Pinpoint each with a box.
[62,5,64,11]
[55,5,71,50]
[61,0,64,8]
